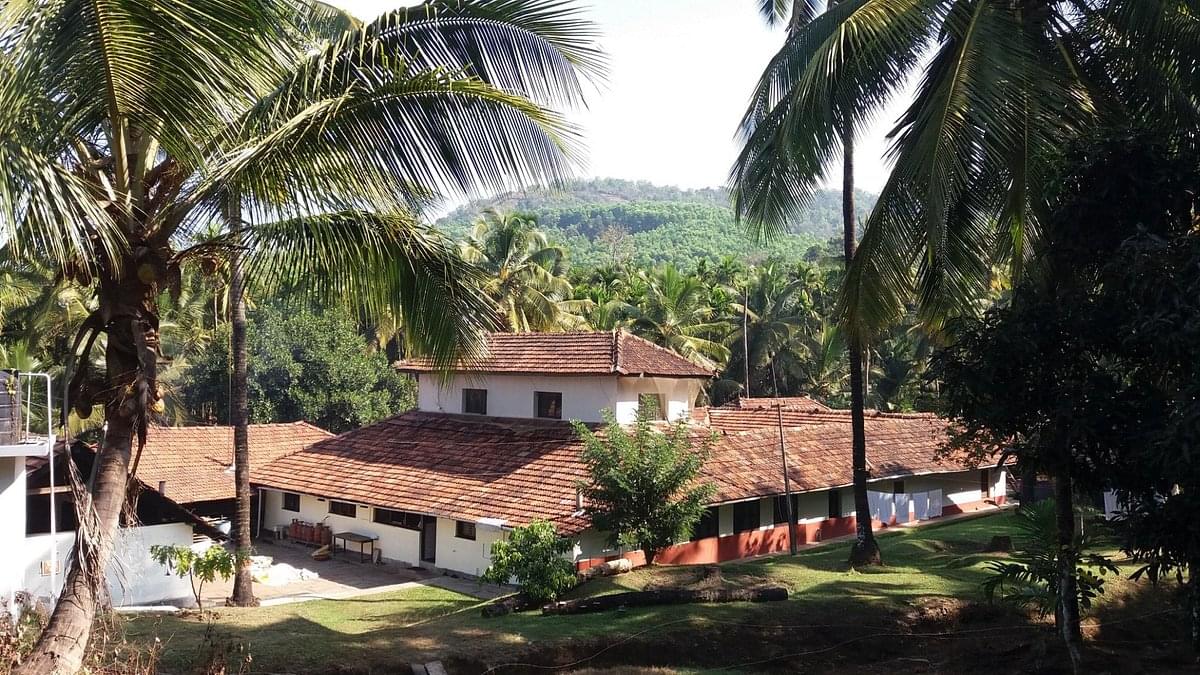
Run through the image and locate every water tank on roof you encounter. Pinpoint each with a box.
[0,370,19,445]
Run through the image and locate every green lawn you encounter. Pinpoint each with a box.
[124,512,1168,674]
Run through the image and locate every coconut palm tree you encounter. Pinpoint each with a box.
[627,266,731,368]
[738,0,1200,569]
[0,1,602,671]
[727,264,815,395]
[742,0,882,565]
[462,209,589,332]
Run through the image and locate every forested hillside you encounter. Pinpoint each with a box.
[438,178,876,269]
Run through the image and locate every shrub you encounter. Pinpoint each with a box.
[481,520,576,604]
[150,544,238,611]
[982,499,1118,617]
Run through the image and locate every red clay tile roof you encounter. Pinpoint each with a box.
[727,396,833,412]
[134,423,333,504]
[396,331,714,378]
[254,409,986,534]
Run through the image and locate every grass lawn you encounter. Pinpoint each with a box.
[123,511,1183,674]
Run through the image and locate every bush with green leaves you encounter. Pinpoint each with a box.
[480,520,576,604]
[982,500,1118,619]
[574,405,716,565]
[149,544,239,611]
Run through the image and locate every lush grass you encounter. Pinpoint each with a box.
[124,512,1160,673]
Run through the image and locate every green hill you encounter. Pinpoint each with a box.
[436,178,876,270]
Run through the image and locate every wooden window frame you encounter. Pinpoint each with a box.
[329,500,357,518]
[455,520,477,540]
[374,508,422,530]
[534,391,563,419]
[462,388,488,415]
[732,500,760,534]
[282,492,300,513]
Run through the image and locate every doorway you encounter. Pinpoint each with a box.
[420,517,436,563]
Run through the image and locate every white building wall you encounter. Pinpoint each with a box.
[260,490,422,566]
[417,373,698,424]
[20,523,193,607]
[434,517,505,578]
[1,456,27,605]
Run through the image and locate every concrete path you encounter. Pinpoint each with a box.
[203,537,509,608]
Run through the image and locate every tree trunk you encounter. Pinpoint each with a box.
[1054,473,1083,672]
[1020,462,1038,506]
[841,132,881,567]
[18,295,155,674]
[227,197,257,608]
[1190,553,1199,660]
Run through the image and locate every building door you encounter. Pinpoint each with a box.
[420,517,436,563]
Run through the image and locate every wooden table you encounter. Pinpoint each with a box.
[333,531,378,563]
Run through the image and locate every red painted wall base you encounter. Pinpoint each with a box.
[576,497,1002,570]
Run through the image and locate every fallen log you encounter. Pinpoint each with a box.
[542,586,788,616]
[481,593,541,618]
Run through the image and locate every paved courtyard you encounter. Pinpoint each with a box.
[202,537,506,607]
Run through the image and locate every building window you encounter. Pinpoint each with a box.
[329,500,357,518]
[455,520,477,540]
[374,508,422,530]
[773,495,799,525]
[733,500,760,533]
[893,480,905,495]
[462,388,488,415]
[690,507,719,541]
[827,489,841,519]
[282,492,300,512]
[638,393,666,420]
[534,391,562,419]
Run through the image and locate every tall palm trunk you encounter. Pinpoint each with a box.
[18,269,161,674]
[1054,473,1083,672]
[227,197,257,607]
[842,131,881,567]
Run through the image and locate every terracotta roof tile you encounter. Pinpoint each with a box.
[255,408,986,535]
[396,331,714,378]
[134,422,333,504]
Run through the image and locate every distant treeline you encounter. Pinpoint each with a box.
[437,178,876,270]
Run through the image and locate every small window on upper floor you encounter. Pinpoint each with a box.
[463,388,488,415]
[282,492,300,512]
[535,391,562,419]
[638,393,666,420]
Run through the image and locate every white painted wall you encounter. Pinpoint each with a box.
[1,456,26,607]
[260,490,422,566]
[416,373,698,423]
[19,523,193,607]
[434,518,505,578]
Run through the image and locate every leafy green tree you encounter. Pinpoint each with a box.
[574,405,716,565]
[933,130,1194,667]
[149,544,239,611]
[0,1,601,667]
[461,209,587,332]
[481,520,576,603]
[181,304,415,434]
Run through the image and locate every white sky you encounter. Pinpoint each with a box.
[332,0,911,194]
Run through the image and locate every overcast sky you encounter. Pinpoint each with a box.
[332,0,911,194]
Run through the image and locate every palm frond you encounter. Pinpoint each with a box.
[232,210,497,367]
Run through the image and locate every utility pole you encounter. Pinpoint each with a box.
[777,402,797,555]
[743,284,751,398]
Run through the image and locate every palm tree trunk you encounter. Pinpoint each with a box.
[18,292,156,674]
[1190,553,1199,660]
[842,131,881,567]
[1054,473,1083,672]
[227,196,257,607]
